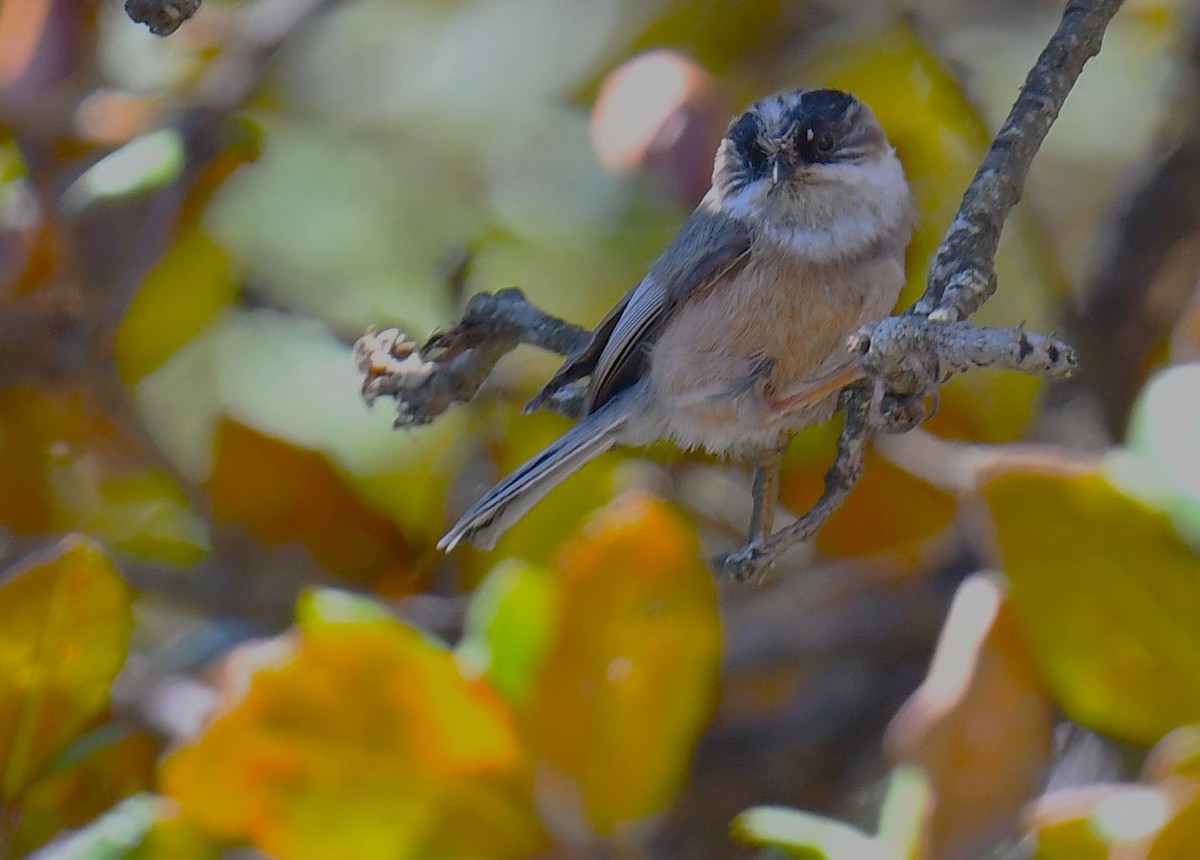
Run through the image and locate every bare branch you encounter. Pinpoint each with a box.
[356,289,588,426]
[851,318,1079,390]
[125,0,201,36]
[914,0,1125,321]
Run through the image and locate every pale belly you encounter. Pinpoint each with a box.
[640,250,903,455]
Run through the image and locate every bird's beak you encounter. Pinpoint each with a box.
[770,156,791,186]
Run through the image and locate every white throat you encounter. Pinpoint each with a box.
[714,150,912,263]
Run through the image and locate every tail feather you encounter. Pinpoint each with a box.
[438,398,630,552]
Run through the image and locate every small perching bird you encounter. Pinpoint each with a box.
[439,88,914,558]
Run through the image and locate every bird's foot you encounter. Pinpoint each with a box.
[713,541,771,583]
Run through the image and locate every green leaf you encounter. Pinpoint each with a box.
[458,560,556,706]
[877,765,934,860]
[61,130,185,213]
[731,807,879,859]
[0,537,133,799]
[983,466,1200,743]
[295,587,394,628]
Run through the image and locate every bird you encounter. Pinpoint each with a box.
[439,87,914,555]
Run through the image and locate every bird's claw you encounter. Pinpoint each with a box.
[713,542,770,583]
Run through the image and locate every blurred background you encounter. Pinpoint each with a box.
[2,0,1200,857]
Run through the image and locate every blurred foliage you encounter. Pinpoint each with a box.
[0,0,1198,857]
[159,495,716,858]
[985,465,1200,745]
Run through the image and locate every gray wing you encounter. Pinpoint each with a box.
[582,208,753,411]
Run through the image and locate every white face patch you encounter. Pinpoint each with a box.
[715,149,911,263]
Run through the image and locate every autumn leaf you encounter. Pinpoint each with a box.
[113,230,238,385]
[162,593,547,860]
[780,443,956,570]
[524,493,721,838]
[886,574,1054,859]
[982,464,1200,744]
[1024,726,1200,859]
[0,387,209,564]
[206,419,417,590]
[0,537,133,800]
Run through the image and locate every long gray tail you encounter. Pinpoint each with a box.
[438,396,631,552]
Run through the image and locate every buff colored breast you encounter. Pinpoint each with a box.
[645,239,905,454]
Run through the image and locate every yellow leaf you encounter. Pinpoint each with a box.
[113,230,238,385]
[0,536,133,799]
[1027,785,1150,859]
[163,610,547,860]
[1023,725,1200,859]
[982,465,1200,744]
[1143,725,1200,783]
[1149,795,1200,860]
[526,493,721,837]
[0,386,209,565]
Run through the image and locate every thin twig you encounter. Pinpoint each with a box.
[913,0,1126,322]
[355,289,588,425]
[715,390,872,581]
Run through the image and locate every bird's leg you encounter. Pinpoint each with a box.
[716,393,871,582]
[747,438,787,541]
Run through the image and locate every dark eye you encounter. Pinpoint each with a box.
[814,129,836,155]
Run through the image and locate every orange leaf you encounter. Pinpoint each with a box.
[163,607,546,860]
[206,419,416,591]
[0,536,133,799]
[886,574,1054,859]
[779,445,956,570]
[526,493,721,838]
